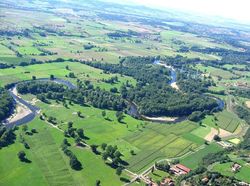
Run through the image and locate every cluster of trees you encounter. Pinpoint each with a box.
[83,43,95,50]
[127,84,217,116]
[202,151,231,166]
[233,89,250,99]
[188,111,205,122]
[0,63,14,69]
[0,88,14,122]
[107,30,140,38]
[17,150,31,163]
[234,105,250,124]
[61,138,82,170]
[239,128,250,150]
[0,125,16,148]
[101,144,124,174]
[64,122,86,143]
[82,56,218,117]
[182,170,239,186]
[18,80,126,111]
[102,76,119,84]
[17,81,65,95]
[68,86,126,111]
[19,134,30,149]
[155,161,170,172]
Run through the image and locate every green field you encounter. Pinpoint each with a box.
[191,125,212,138]
[36,100,202,173]
[195,64,238,79]
[0,118,124,186]
[148,169,170,183]
[123,121,201,173]
[0,61,136,90]
[1,0,249,184]
[180,143,223,169]
[215,110,241,133]
[212,162,250,183]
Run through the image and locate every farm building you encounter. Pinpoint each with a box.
[170,164,191,175]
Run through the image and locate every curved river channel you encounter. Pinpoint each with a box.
[3,78,77,128]
[127,60,224,122]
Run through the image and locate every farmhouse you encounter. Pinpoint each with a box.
[161,178,175,186]
[232,163,241,172]
[217,141,233,148]
[170,164,191,175]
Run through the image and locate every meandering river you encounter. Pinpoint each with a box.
[3,62,224,127]
[3,78,77,128]
[128,60,224,122]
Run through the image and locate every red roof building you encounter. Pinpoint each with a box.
[170,164,191,175]
[175,164,191,173]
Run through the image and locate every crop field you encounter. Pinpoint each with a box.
[36,99,141,145]
[23,98,203,174]
[160,30,237,50]
[0,44,16,57]
[215,110,241,133]
[0,5,232,66]
[191,125,212,138]
[122,121,201,173]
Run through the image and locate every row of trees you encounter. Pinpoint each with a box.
[18,80,126,111]
[61,139,82,170]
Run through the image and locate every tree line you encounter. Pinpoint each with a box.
[0,88,14,122]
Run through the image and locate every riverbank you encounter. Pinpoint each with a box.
[3,78,77,128]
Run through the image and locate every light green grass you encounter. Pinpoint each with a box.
[123,121,200,173]
[180,143,223,169]
[191,125,211,138]
[196,64,237,80]
[215,110,241,133]
[213,162,250,183]
[228,138,241,145]
[0,61,136,90]
[148,170,170,183]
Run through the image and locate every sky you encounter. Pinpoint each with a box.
[121,0,250,23]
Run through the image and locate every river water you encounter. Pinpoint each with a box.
[128,60,224,120]
[3,78,77,128]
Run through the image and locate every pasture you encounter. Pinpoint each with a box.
[0,6,231,66]
[0,118,124,186]
[180,143,223,169]
[195,64,238,79]
[0,61,136,90]
[212,161,250,183]
[8,96,204,175]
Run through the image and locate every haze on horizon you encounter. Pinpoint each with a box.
[115,0,250,24]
